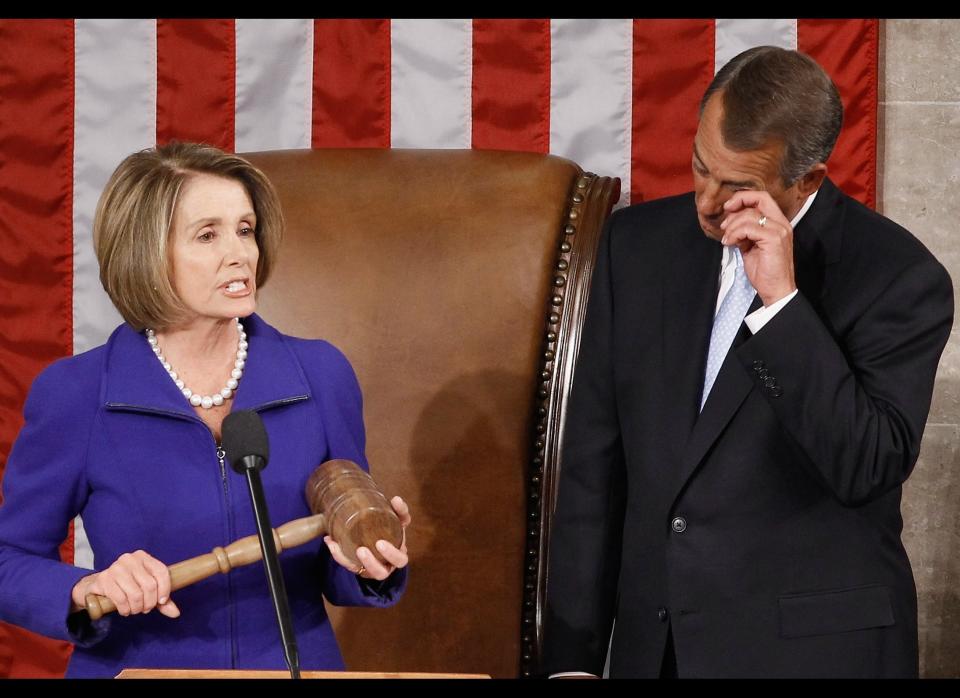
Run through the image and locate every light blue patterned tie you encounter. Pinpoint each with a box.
[700,247,757,411]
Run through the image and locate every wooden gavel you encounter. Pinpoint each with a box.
[81,459,403,621]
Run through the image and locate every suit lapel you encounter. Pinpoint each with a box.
[668,180,845,502]
[673,339,754,499]
[659,221,721,462]
[745,292,763,316]
[671,286,758,499]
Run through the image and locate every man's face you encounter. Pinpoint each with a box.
[692,93,804,241]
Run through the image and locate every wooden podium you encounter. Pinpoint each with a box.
[116,669,489,679]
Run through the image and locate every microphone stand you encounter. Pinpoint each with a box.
[239,455,301,680]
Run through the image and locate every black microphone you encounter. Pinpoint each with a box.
[221,410,300,679]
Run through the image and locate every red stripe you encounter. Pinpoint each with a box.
[312,19,391,148]
[631,19,715,204]
[0,19,75,678]
[799,19,879,209]
[157,19,236,151]
[471,19,550,153]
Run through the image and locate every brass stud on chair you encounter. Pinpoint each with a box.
[523,169,614,676]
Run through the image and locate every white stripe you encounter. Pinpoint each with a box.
[235,19,314,152]
[73,19,157,569]
[714,19,798,73]
[71,517,93,571]
[390,19,472,149]
[550,19,633,206]
[73,19,156,357]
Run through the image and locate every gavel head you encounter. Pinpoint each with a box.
[306,459,404,567]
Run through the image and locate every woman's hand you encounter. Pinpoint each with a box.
[324,496,411,581]
[71,550,180,618]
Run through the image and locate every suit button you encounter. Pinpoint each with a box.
[671,516,687,533]
[770,386,783,397]
[658,607,669,622]
[763,377,777,388]
[757,369,769,379]
[752,360,765,371]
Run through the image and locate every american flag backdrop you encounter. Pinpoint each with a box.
[0,18,878,677]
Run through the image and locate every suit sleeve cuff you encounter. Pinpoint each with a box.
[744,289,799,334]
[324,557,408,608]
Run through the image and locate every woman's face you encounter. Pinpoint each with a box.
[168,173,260,326]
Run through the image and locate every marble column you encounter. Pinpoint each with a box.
[881,18,960,678]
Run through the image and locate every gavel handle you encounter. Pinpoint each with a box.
[81,513,328,621]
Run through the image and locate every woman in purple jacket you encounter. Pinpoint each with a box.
[0,142,410,677]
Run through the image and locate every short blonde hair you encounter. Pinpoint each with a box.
[94,141,284,331]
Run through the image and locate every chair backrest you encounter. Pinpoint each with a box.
[243,148,620,678]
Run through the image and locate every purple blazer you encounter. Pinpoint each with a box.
[0,314,406,677]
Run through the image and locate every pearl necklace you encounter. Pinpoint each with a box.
[146,319,248,410]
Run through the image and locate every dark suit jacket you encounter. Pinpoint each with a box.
[542,179,954,678]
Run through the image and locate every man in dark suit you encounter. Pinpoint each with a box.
[542,46,954,678]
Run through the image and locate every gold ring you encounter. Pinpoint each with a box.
[356,565,365,576]
[757,215,767,228]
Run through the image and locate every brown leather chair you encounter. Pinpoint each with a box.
[242,148,620,678]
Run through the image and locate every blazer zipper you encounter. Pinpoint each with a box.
[216,442,239,669]
[106,397,309,668]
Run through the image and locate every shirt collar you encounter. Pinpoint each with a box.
[790,189,818,228]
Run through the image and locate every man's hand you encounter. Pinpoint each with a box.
[720,191,797,307]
